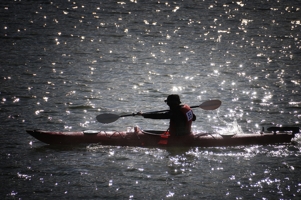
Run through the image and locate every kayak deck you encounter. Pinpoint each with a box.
[26,127,299,147]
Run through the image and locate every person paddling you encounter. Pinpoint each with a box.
[138,94,196,136]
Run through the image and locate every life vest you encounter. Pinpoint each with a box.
[169,104,195,136]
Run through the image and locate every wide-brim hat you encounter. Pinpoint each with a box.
[164,94,181,104]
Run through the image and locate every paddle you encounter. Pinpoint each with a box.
[96,100,221,124]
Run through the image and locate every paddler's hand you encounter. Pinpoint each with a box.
[136,111,143,116]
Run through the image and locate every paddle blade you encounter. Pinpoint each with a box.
[96,113,120,123]
[199,100,221,110]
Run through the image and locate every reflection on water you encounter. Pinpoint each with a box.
[1,0,301,199]
[84,144,301,198]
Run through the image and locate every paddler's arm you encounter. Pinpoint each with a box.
[137,112,171,119]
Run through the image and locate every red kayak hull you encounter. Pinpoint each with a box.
[26,128,298,147]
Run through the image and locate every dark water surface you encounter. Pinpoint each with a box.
[1,0,301,199]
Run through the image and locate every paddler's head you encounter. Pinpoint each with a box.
[164,94,181,108]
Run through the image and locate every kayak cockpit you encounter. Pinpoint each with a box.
[141,130,166,135]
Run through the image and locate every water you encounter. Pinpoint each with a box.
[1,0,301,199]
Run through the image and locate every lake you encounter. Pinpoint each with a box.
[1,0,301,199]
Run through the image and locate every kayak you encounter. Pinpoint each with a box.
[26,127,299,147]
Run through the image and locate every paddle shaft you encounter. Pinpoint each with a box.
[120,104,211,117]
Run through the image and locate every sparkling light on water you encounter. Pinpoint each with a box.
[1,0,301,199]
